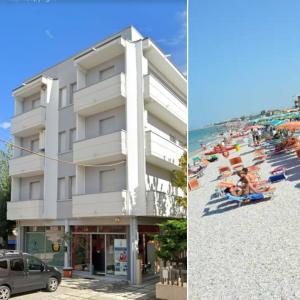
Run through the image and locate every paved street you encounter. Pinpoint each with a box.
[11,277,157,300]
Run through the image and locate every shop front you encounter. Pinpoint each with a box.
[71,225,128,277]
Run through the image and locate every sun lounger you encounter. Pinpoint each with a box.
[218,166,231,179]
[188,178,200,191]
[229,156,243,171]
[225,192,273,206]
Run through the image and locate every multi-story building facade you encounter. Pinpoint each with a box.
[7,27,186,284]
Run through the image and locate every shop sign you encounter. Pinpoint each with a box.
[52,242,61,252]
[114,239,127,275]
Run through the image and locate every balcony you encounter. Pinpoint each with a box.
[9,154,44,177]
[144,74,187,135]
[145,131,184,171]
[72,191,128,217]
[146,191,184,217]
[73,130,127,165]
[74,73,126,116]
[11,106,46,137]
[7,200,43,220]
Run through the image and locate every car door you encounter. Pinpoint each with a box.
[9,258,29,293]
[25,255,46,290]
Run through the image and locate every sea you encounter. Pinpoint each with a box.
[188,125,227,154]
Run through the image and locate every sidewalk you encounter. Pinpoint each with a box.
[11,277,158,300]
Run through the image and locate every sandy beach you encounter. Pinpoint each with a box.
[188,140,300,299]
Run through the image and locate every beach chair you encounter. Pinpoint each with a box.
[225,192,273,207]
[188,178,200,191]
[192,156,201,166]
[218,166,231,179]
[229,156,243,171]
[253,149,267,163]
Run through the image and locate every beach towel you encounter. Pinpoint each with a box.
[268,173,286,183]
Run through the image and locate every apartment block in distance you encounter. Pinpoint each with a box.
[7,27,187,284]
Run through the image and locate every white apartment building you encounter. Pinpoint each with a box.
[7,27,187,284]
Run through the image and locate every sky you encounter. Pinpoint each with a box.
[0,0,186,147]
[189,0,300,129]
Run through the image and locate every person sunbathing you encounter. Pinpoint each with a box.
[236,169,260,195]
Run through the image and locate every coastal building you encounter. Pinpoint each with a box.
[7,27,187,283]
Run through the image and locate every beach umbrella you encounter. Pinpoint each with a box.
[276,121,300,131]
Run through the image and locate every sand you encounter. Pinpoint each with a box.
[188,141,300,299]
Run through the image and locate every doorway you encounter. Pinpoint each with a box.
[92,235,105,274]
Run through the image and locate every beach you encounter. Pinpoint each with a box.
[188,141,300,299]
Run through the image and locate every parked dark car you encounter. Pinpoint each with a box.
[0,250,62,300]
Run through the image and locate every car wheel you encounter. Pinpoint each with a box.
[46,277,58,292]
[0,286,10,300]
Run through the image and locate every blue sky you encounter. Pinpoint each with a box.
[189,0,300,129]
[0,0,186,146]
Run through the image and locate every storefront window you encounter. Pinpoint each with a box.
[24,227,64,267]
[72,234,90,272]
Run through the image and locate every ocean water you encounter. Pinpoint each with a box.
[189,125,227,153]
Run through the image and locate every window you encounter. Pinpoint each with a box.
[0,260,7,270]
[32,99,40,109]
[58,178,65,200]
[69,176,76,199]
[70,82,76,104]
[31,139,39,152]
[30,181,40,200]
[10,258,24,272]
[99,66,114,81]
[27,256,43,271]
[59,87,67,108]
[58,131,67,153]
[99,116,115,136]
[99,169,115,192]
[69,128,76,150]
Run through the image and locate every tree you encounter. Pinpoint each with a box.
[153,219,187,267]
[0,145,15,247]
[171,151,187,209]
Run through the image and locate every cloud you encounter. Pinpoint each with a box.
[158,10,187,46]
[45,29,54,39]
[0,122,11,130]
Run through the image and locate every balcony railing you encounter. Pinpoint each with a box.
[74,73,126,116]
[9,154,44,177]
[7,200,43,220]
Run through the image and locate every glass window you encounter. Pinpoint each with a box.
[58,178,65,200]
[27,256,43,271]
[99,66,114,81]
[69,176,76,199]
[59,87,67,108]
[25,232,45,261]
[10,259,24,272]
[70,82,76,104]
[99,169,115,192]
[72,234,90,272]
[99,116,115,136]
[30,181,40,200]
[32,99,40,109]
[0,260,7,270]
[31,139,39,152]
[69,128,76,150]
[58,131,67,153]
[45,231,64,267]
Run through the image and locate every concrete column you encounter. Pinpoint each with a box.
[16,222,24,251]
[76,65,86,90]
[76,165,85,195]
[64,219,70,268]
[13,136,21,158]
[129,217,140,285]
[125,40,147,216]
[40,86,47,106]
[11,177,20,202]
[76,114,85,141]
[14,97,23,115]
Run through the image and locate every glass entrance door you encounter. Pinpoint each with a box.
[92,235,105,274]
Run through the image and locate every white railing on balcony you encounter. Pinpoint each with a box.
[144,74,187,125]
[74,73,126,115]
[9,154,44,177]
[7,200,43,220]
[145,131,184,170]
[11,106,46,136]
[73,130,127,164]
[72,190,128,217]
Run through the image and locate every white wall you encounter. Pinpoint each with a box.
[22,92,40,113]
[85,105,126,139]
[84,164,126,194]
[85,54,125,87]
[19,175,44,201]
